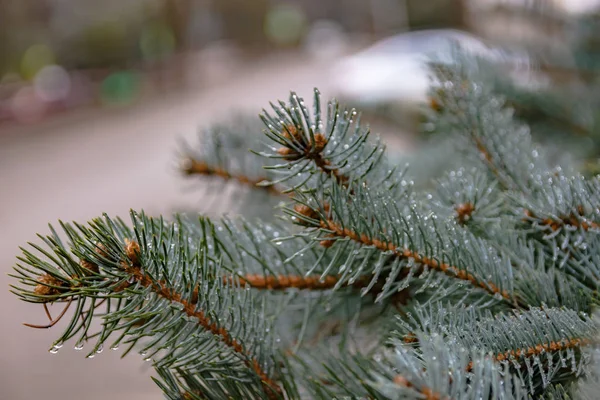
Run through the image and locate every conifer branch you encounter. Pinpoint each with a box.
[181,158,281,195]
[286,183,516,305]
[118,239,282,398]
[11,212,284,399]
[257,89,407,194]
[470,337,594,371]
[523,208,600,232]
[316,217,510,301]
[427,61,550,193]
[298,334,527,399]
[429,168,504,231]
[392,304,597,395]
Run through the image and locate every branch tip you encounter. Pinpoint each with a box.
[455,203,475,225]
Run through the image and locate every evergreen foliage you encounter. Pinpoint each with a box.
[10,52,600,399]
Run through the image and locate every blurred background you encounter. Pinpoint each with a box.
[2,1,600,399]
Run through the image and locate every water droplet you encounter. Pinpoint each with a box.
[74,343,84,351]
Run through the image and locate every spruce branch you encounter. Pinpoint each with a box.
[286,182,515,305]
[257,89,407,194]
[429,168,504,230]
[392,304,597,395]
[178,214,374,293]
[514,174,600,235]
[427,60,551,187]
[178,116,285,217]
[426,54,600,292]
[297,334,527,400]
[11,211,283,399]
[11,79,600,400]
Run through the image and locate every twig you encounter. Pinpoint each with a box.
[524,209,600,232]
[121,240,282,399]
[224,273,367,291]
[466,337,592,372]
[182,158,281,195]
[23,297,73,329]
[318,218,511,302]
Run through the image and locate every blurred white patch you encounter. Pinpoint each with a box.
[304,20,349,61]
[34,65,71,102]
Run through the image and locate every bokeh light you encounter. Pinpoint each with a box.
[100,71,140,106]
[20,44,56,81]
[264,4,307,46]
[33,65,71,103]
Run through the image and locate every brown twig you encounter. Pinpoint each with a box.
[317,218,511,301]
[181,158,281,195]
[120,240,282,399]
[466,337,592,372]
[524,209,600,232]
[224,273,368,291]
[23,297,74,329]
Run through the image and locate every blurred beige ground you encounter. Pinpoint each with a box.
[0,54,412,400]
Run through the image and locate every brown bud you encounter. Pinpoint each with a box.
[282,124,303,142]
[429,97,442,112]
[80,259,99,274]
[319,239,335,248]
[182,159,209,175]
[34,274,66,296]
[455,202,475,225]
[393,375,410,387]
[95,243,109,258]
[311,133,328,153]
[125,239,141,265]
[293,204,319,225]
[276,146,300,160]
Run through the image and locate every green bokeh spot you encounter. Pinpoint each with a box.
[101,71,140,106]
